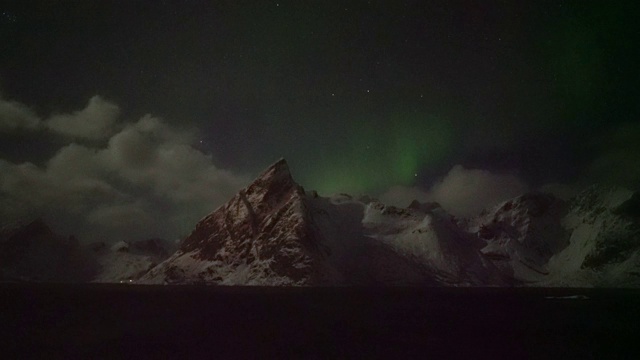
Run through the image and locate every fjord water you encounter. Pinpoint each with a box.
[1,284,638,359]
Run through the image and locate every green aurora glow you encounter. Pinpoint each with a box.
[297,110,453,195]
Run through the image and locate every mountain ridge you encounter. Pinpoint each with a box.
[2,159,639,287]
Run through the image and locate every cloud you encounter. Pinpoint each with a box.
[46,95,120,139]
[379,165,528,217]
[429,165,529,216]
[0,96,249,242]
[0,96,41,130]
[86,202,155,231]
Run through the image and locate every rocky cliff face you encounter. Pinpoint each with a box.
[140,159,336,285]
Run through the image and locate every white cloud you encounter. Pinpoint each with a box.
[379,165,528,217]
[429,165,528,216]
[0,96,249,242]
[47,95,120,139]
[0,96,41,130]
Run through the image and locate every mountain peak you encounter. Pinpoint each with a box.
[250,158,293,188]
[141,159,330,285]
[264,157,289,175]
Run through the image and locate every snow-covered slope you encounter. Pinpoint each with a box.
[468,192,570,283]
[544,186,640,287]
[305,194,440,285]
[468,186,640,287]
[359,200,507,285]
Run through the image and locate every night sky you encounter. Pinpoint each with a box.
[0,1,638,242]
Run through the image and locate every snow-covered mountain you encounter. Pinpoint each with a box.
[543,186,640,287]
[2,159,639,287]
[468,192,570,283]
[140,159,339,285]
[138,159,510,285]
[140,159,639,286]
[464,185,640,287]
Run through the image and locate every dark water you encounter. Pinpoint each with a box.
[1,285,638,359]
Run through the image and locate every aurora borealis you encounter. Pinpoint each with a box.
[296,109,453,194]
[0,1,638,241]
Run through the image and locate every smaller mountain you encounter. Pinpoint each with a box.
[91,238,172,283]
[0,218,95,282]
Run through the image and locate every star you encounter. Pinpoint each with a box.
[1,11,18,24]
